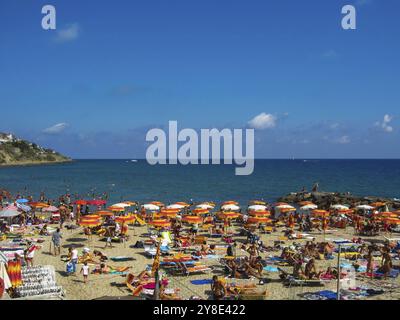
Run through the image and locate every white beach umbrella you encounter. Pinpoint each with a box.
[196,204,214,210]
[275,204,296,210]
[330,204,349,210]
[112,203,131,208]
[221,204,240,211]
[248,204,267,211]
[142,204,160,211]
[0,206,20,218]
[300,204,318,211]
[166,204,185,209]
[356,205,374,210]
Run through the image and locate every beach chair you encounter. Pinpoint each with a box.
[176,262,212,276]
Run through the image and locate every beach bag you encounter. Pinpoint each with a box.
[66,262,73,273]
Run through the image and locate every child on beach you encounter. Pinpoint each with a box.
[81,262,90,284]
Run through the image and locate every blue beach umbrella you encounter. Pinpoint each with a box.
[16,198,29,204]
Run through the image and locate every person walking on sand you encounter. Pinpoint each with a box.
[80,262,90,284]
[51,228,62,256]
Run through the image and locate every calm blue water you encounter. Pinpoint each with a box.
[0,160,399,204]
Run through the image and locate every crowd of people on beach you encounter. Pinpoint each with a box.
[1,187,400,300]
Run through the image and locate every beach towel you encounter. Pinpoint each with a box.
[190,279,213,285]
[263,265,279,272]
[110,256,135,262]
[7,260,22,287]
[315,290,337,300]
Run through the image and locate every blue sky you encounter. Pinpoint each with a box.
[0,0,399,158]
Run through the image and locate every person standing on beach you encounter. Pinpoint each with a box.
[51,228,62,256]
[80,262,90,284]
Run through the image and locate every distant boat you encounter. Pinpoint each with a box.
[130,160,138,162]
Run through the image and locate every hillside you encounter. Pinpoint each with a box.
[0,133,71,166]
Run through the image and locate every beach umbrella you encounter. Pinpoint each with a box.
[280,207,296,213]
[81,214,101,220]
[79,218,102,227]
[111,203,131,208]
[150,201,165,207]
[0,206,20,218]
[87,199,107,206]
[175,202,190,207]
[338,209,354,215]
[247,217,272,224]
[16,203,31,212]
[370,202,386,208]
[108,206,125,212]
[330,204,349,210]
[223,201,239,205]
[95,210,114,217]
[312,209,329,217]
[16,198,29,204]
[383,218,400,225]
[196,203,214,210]
[123,201,137,206]
[192,208,209,215]
[249,200,267,205]
[356,205,374,210]
[218,212,241,220]
[249,210,271,217]
[378,212,398,218]
[274,202,289,207]
[142,204,160,211]
[298,201,314,206]
[248,204,267,212]
[300,204,318,211]
[28,202,49,208]
[182,215,203,224]
[221,204,240,211]
[74,200,88,206]
[42,205,59,213]
[150,219,171,229]
[115,215,135,224]
[166,203,185,210]
[159,210,179,219]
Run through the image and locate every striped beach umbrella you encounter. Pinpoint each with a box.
[312,209,329,217]
[218,212,241,220]
[182,215,203,224]
[249,210,271,217]
[114,215,135,224]
[79,218,102,227]
[247,217,272,224]
[192,208,209,215]
[159,210,179,219]
[108,206,125,212]
[28,202,50,208]
[95,210,114,217]
[150,219,171,228]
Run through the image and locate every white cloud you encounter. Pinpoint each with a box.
[375,114,394,133]
[248,113,276,130]
[43,123,69,134]
[56,23,79,42]
[335,136,351,144]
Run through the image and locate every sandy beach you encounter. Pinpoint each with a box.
[28,220,399,300]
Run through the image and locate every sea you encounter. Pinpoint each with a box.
[0,159,399,205]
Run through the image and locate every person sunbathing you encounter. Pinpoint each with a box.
[159,283,180,300]
[304,258,321,280]
[39,224,49,236]
[211,275,226,300]
[93,250,108,262]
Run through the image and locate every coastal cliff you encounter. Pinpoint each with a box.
[0,133,71,166]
